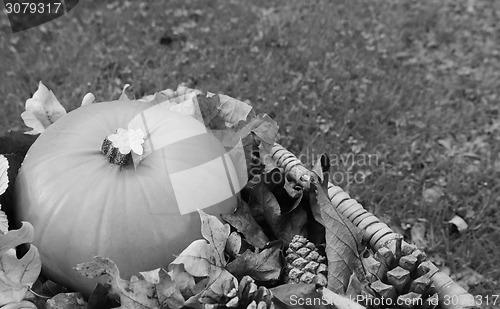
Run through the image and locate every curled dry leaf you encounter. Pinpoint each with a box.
[21,81,66,135]
[225,231,243,258]
[75,256,160,309]
[248,177,308,244]
[221,200,269,249]
[309,178,364,293]
[0,222,41,307]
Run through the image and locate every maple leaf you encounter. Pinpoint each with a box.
[75,256,160,309]
[309,178,364,293]
[169,210,234,294]
[21,81,66,135]
[0,222,41,306]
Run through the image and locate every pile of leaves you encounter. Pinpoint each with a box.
[0,82,388,309]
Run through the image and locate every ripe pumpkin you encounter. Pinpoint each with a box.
[14,99,239,295]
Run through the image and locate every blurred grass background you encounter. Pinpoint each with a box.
[1,0,499,299]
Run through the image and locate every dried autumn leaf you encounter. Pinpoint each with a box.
[156,266,191,309]
[21,81,66,135]
[196,94,227,130]
[217,94,255,128]
[248,114,278,146]
[199,209,231,266]
[87,283,120,309]
[139,268,162,285]
[226,240,283,282]
[75,256,160,309]
[44,292,87,309]
[225,232,247,259]
[309,178,364,293]
[345,272,364,300]
[169,210,235,297]
[0,222,41,306]
[248,178,307,244]
[230,113,279,175]
[221,200,270,249]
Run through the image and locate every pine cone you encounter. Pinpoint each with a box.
[200,276,274,309]
[284,235,328,287]
[362,236,438,309]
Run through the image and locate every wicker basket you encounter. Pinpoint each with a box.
[271,143,478,309]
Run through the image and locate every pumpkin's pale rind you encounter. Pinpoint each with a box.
[14,100,238,295]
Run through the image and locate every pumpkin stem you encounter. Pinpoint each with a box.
[101,128,145,167]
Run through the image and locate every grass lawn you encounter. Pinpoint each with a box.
[1,0,499,301]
